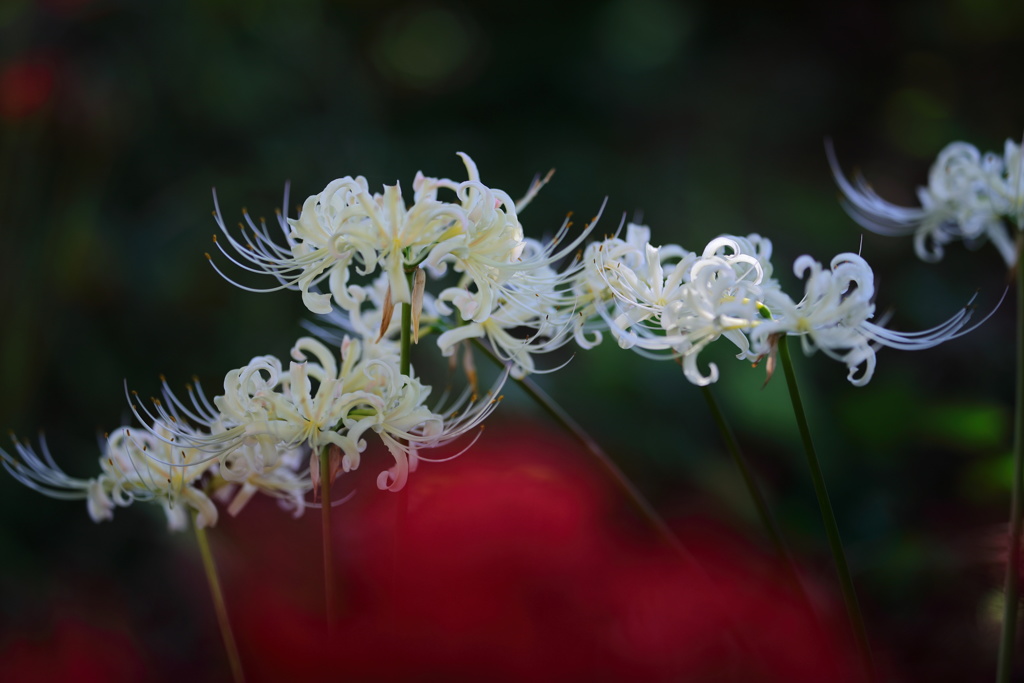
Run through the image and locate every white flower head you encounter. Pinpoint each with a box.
[752,251,989,386]
[435,259,581,379]
[828,138,1024,266]
[576,228,773,385]
[2,426,219,531]
[430,198,602,324]
[133,334,507,494]
[423,199,604,378]
[207,154,547,317]
[135,338,387,475]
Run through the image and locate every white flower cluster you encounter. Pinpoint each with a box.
[2,154,558,530]
[2,150,992,530]
[829,139,1024,267]
[573,223,983,387]
[2,424,307,530]
[3,320,506,531]
[132,336,500,494]
[210,154,596,379]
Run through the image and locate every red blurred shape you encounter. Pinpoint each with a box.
[0,617,146,683]
[216,425,859,682]
[0,60,55,120]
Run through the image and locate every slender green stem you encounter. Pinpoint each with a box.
[400,274,414,376]
[392,268,416,623]
[471,340,688,558]
[319,445,337,634]
[471,340,755,660]
[525,379,683,552]
[700,385,811,608]
[390,480,408,627]
[778,335,874,682]
[193,514,245,683]
[997,254,1024,683]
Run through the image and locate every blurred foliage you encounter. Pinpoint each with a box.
[1,0,1024,680]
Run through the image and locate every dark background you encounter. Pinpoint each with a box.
[1,0,1022,680]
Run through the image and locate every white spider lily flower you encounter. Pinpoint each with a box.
[134,335,506,493]
[752,252,986,386]
[658,244,769,385]
[572,222,674,349]
[375,370,508,492]
[435,290,569,379]
[214,444,310,518]
[828,139,1024,266]
[289,171,471,313]
[578,228,774,385]
[2,426,218,530]
[207,154,551,317]
[428,201,603,324]
[134,337,400,474]
[434,239,583,378]
[306,335,508,492]
[206,176,450,315]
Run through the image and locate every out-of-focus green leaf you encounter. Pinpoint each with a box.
[925,402,1007,449]
[964,452,1014,496]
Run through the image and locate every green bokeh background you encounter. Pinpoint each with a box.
[1,0,1023,679]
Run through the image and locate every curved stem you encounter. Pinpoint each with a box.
[471,340,688,558]
[194,514,245,683]
[700,385,812,609]
[471,340,762,662]
[778,335,874,682]
[997,253,1024,683]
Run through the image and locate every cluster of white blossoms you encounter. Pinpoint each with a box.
[209,153,597,379]
[3,329,505,530]
[131,336,501,494]
[572,223,985,386]
[1,154,569,531]
[3,150,994,529]
[2,423,307,530]
[829,138,1024,267]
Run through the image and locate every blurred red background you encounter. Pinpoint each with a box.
[0,425,860,681]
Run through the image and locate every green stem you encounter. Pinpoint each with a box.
[400,276,414,376]
[778,335,874,682]
[471,340,688,559]
[393,268,415,623]
[471,340,756,661]
[193,514,245,683]
[700,385,810,607]
[319,446,337,634]
[997,254,1024,683]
